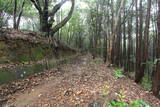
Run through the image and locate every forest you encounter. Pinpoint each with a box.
[0,0,160,107]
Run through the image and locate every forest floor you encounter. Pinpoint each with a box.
[1,54,160,107]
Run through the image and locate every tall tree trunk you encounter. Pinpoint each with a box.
[103,32,107,62]
[127,17,132,72]
[123,21,127,71]
[140,0,151,81]
[13,0,17,29]
[40,0,49,33]
[135,0,139,75]
[135,0,143,83]
[135,0,151,83]
[115,15,122,66]
[40,13,49,33]
[152,0,160,98]
[110,0,125,64]
[16,0,25,29]
[13,0,25,29]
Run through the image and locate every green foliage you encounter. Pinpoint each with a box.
[129,100,151,107]
[0,0,12,12]
[59,11,86,48]
[141,61,153,67]
[140,58,160,69]
[108,100,127,107]
[0,0,30,14]
[108,100,151,107]
[93,57,103,64]
[141,74,152,90]
[112,69,125,79]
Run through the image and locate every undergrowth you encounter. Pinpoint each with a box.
[112,69,125,79]
[108,100,151,107]
[101,84,151,107]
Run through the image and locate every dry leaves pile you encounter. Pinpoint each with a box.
[1,55,160,107]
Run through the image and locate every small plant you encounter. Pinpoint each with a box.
[93,57,103,64]
[107,100,151,107]
[112,69,125,79]
[108,100,127,107]
[101,85,110,96]
[141,75,152,90]
[116,89,126,102]
[129,100,151,107]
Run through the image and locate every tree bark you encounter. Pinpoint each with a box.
[140,0,151,82]
[135,0,144,83]
[135,0,139,79]
[16,0,25,29]
[152,0,160,98]
[110,0,125,64]
[13,0,17,29]
[30,0,71,34]
[127,16,132,72]
[13,0,25,29]
[123,21,127,70]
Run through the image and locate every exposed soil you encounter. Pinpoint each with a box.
[1,55,160,107]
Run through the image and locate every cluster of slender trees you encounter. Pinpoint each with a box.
[153,0,160,98]
[86,0,160,98]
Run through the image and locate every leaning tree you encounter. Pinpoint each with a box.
[30,0,75,35]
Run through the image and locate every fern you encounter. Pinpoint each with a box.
[112,69,125,79]
[107,100,151,107]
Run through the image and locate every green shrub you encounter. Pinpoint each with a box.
[112,69,125,79]
[141,75,152,90]
[108,100,151,107]
[129,100,151,107]
[93,57,103,64]
[108,100,127,107]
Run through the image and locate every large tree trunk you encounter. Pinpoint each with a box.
[135,0,151,83]
[135,0,143,83]
[39,13,49,33]
[115,15,122,66]
[110,0,125,64]
[30,0,74,35]
[152,0,160,98]
[140,0,151,82]
[39,0,49,33]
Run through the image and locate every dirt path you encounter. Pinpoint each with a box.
[2,55,160,107]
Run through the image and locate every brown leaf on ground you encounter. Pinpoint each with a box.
[0,55,160,107]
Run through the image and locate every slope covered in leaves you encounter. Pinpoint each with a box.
[0,28,76,67]
[1,55,160,107]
